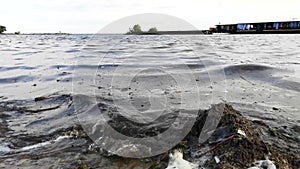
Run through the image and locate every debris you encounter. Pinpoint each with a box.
[208,126,232,144]
[237,129,246,137]
[196,135,235,157]
[195,104,299,169]
[166,149,196,169]
[248,158,276,169]
[214,156,220,164]
[2,101,299,169]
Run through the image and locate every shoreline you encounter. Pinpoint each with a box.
[0,33,71,35]
[0,96,299,168]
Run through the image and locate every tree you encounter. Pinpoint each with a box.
[0,25,6,34]
[132,24,142,33]
[127,24,142,34]
[148,27,158,33]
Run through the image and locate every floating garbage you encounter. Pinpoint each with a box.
[248,158,276,169]
[185,104,299,169]
[237,129,246,137]
[166,149,196,169]
[208,126,232,144]
[214,156,220,164]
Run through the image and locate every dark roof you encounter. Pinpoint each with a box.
[216,24,237,26]
[216,20,300,26]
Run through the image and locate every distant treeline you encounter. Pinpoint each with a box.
[127,24,158,34]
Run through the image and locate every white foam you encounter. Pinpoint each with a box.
[0,145,11,153]
[0,135,70,153]
[20,135,70,151]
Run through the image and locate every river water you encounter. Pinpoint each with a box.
[0,34,299,168]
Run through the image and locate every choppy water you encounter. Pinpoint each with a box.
[0,34,299,168]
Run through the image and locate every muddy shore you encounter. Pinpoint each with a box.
[0,94,299,169]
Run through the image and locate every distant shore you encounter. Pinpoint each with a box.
[0,33,70,35]
[126,30,212,35]
[1,31,212,35]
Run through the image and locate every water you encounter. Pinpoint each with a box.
[0,34,299,168]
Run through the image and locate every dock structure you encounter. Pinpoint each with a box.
[214,20,300,34]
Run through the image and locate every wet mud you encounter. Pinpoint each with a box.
[1,95,299,168]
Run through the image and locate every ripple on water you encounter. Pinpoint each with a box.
[0,75,36,84]
[0,34,299,168]
[65,49,80,53]
[14,57,25,61]
[12,51,41,55]
[0,66,36,72]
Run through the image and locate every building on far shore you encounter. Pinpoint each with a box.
[213,20,300,34]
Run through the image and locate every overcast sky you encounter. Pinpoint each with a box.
[1,0,300,33]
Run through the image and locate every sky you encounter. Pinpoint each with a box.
[1,0,300,33]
